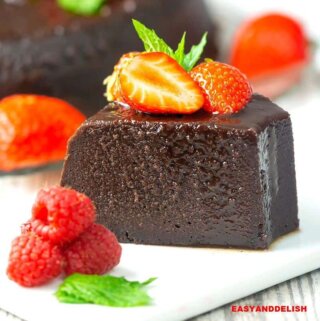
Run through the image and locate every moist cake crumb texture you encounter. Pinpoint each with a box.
[61,94,298,249]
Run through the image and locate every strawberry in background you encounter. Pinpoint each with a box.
[230,13,309,98]
[0,95,85,172]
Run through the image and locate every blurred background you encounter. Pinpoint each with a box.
[207,0,319,101]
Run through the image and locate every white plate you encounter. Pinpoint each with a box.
[0,89,320,321]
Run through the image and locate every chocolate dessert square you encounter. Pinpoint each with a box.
[0,0,218,115]
[61,94,298,249]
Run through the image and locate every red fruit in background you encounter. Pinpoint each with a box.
[63,223,122,276]
[119,52,204,114]
[7,234,63,287]
[230,13,308,97]
[0,94,85,172]
[31,186,96,245]
[190,61,252,114]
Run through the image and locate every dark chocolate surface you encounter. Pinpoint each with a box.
[0,0,105,40]
[90,95,289,132]
[61,94,298,249]
[0,0,219,115]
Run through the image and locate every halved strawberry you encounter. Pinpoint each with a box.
[104,52,139,102]
[119,52,204,114]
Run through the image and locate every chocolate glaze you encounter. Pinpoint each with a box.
[0,0,219,115]
[91,95,289,131]
[61,94,298,249]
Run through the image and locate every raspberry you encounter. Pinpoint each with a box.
[63,224,122,275]
[6,234,63,287]
[31,186,96,245]
[21,219,32,234]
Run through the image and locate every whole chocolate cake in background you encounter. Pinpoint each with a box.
[0,0,219,115]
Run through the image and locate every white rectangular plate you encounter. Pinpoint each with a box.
[0,94,319,321]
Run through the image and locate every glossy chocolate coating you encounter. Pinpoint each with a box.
[61,94,298,248]
[0,0,218,115]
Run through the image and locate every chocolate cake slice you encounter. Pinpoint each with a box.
[61,94,298,249]
[0,0,218,115]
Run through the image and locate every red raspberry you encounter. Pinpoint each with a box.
[63,224,122,275]
[7,234,63,287]
[21,219,32,234]
[31,186,96,245]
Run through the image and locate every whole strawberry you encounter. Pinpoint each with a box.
[0,94,85,172]
[31,186,96,245]
[190,61,252,114]
[7,234,63,287]
[230,13,308,80]
[63,224,122,275]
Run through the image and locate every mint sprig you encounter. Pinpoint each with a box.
[57,0,106,16]
[132,19,207,71]
[174,32,186,66]
[55,274,156,307]
[183,33,208,72]
[132,19,175,58]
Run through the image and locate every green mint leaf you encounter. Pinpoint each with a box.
[174,32,186,66]
[142,277,157,286]
[55,274,156,307]
[132,19,174,58]
[183,32,208,71]
[132,19,208,71]
[57,0,106,16]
